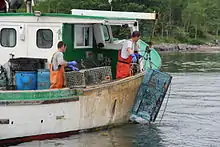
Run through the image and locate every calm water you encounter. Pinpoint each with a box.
[13,52,220,147]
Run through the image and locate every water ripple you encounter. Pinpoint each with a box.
[156,72,220,147]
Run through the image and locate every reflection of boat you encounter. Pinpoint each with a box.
[0,3,171,145]
[9,124,165,147]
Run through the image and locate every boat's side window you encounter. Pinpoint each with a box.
[74,25,93,48]
[0,28,17,48]
[102,25,110,41]
[36,29,53,49]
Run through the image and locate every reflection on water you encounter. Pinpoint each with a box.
[15,125,164,147]
[161,52,220,72]
[13,52,220,147]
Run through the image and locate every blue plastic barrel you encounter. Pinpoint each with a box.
[15,71,37,90]
[37,69,50,90]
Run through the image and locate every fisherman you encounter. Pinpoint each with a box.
[116,31,142,79]
[49,41,79,89]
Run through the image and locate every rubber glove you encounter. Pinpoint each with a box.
[67,61,77,66]
[135,53,142,59]
[130,53,137,63]
[68,65,79,71]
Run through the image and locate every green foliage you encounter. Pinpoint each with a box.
[187,38,205,45]
[32,0,220,44]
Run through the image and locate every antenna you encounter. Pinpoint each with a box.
[5,0,9,12]
[108,0,112,11]
[25,0,32,13]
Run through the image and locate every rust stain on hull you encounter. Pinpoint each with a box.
[80,73,144,128]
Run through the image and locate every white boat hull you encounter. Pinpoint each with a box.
[0,73,144,143]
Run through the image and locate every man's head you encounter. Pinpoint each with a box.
[131,31,141,42]
[148,41,153,48]
[57,41,67,52]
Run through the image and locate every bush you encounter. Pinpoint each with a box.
[187,38,205,45]
[172,27,189,43]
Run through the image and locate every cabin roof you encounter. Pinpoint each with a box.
[0,12,136,21]
[71,9,157,20]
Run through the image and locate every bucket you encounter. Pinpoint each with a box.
[37,69,50,90]
[15,71,37,90]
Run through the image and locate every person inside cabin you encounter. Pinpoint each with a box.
[116,31,142,79]
[139,41,154,71]
[147,41,153,53]
[49,41,79,89]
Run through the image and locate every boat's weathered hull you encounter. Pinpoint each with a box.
[0,73,144,144]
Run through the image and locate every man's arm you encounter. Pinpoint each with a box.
[126,41,134,55]
[57,53,78,67]
[127,47,134,55]
[126,41,137,62]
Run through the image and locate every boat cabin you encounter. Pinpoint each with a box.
[0,9,160,90]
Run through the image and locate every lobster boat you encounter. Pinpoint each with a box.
[0,4,172,145]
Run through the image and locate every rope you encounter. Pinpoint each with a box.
[141,55,161,70]
[159,81,172,124]
[130,63,140,75]
[137,44,171,124]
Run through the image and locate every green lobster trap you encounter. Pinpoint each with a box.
[130,69,172,123]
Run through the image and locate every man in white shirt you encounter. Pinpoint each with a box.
[116,31,141,79]
[120,31,140,61]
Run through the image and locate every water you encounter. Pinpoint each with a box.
[161,52,220,72]
[13,52,220,147]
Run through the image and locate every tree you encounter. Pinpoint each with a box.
[32,0,220,44]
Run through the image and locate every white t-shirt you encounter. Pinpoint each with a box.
[121,40,133,59]
[51,51,66,71]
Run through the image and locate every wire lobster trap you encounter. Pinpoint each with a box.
[130,68,172,123]
[64,66,112,88]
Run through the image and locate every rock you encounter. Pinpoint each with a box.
[153,43,199,52]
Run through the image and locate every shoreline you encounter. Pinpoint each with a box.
[154,43,220,53]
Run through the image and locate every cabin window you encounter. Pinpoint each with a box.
[102,25,110,41]
[37,29,53,49]
[111,25,131,40]
[74,25,93,48]
[0,28,16,47]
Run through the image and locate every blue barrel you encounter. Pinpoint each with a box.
[15,71,37,90]
[37,69,50,90]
